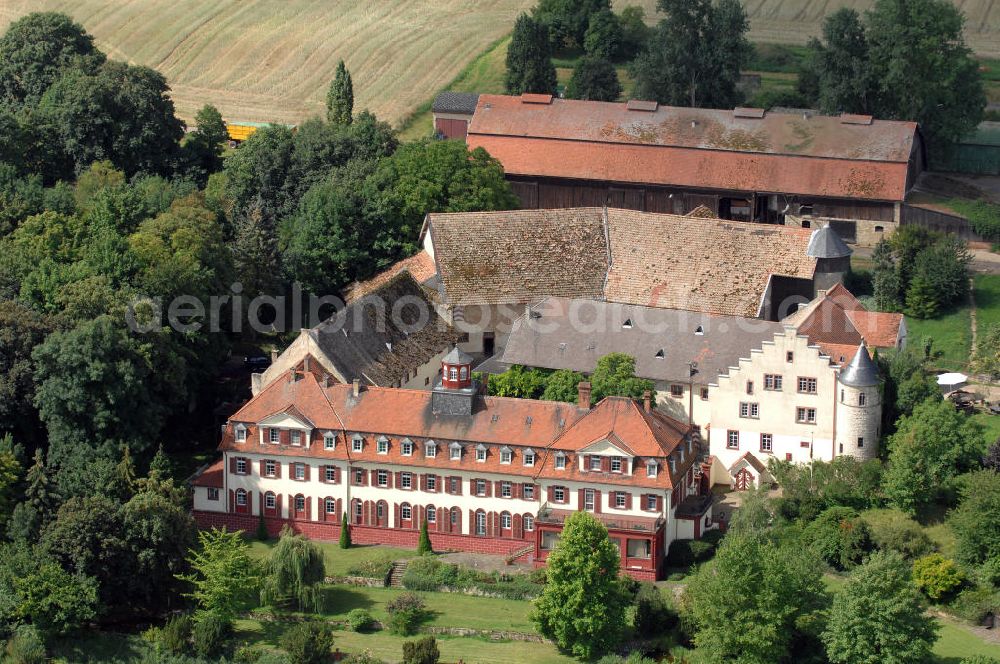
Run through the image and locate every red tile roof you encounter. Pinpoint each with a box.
[783,285,903,355]
[221,372,694,490]
[343,251,437,304]
[192,459,224,488]
[467,95,917,201]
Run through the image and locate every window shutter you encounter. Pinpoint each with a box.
[486,480,493,498]
[395,472,402,489]
[494,481,502,497]
[626,493,633,510]
[469,510,475,535]
[486,512,494,538]
[280,429,290,445]
[305,496,311,521]
[455,476,463,495]
[578,488,585,511]
[259,492,264,515]
[303,464,310,481]
[259,460,265,476]
[394,503,401,527]
[276,494,282,518]
[583,455,590,471]
[513,513,523,539]
[387,471,394,489]
[369,469,377,486]
[513,483,521,499]
[547,486,555,502]
[229,457,237,474]
[601,457,610,472]
[594,490,602,513]
[228,489,234,511]
[275,461,281,479]
[420,474,426,491]
[261,427,269,443]
[656,496,663,511]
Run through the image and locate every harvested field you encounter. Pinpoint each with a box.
[0,0,534,125]
[618,0,1000,56]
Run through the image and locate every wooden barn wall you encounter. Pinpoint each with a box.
[901,204,985,243]
[811,200,895,222]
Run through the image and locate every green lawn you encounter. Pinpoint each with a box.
[934,617,1000,663]
[235,619,574,664]
[248,541,414,577]
[972,411,1000,448]
[906,306,973,371]
[975,274,1000,332]
[311,585,538,633]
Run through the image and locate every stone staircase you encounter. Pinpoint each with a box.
[506,543,535,564]
[387,560,409,588]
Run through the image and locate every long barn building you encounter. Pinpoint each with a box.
[455,94,924,246]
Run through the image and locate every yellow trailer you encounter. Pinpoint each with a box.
[224,121,296,145]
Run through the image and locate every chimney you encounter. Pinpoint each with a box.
[303,356,311,372]
[271,349,279,363]
[288,368,298,382]
[321,373,330,388]
[578,381,592,410]
[642,390,652,413]
[352,379,361,397]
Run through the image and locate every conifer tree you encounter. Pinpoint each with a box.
[417,519,432,555]
[339,513,351,549]
[327,60,354,125]
[905,273,939,319]
[505,14,558,95]
[256,511,269,542]
[8,449,59,541]
[148,443,172,479]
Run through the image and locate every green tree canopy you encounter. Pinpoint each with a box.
[183,104,228,182]
[178,527,260,623]
[260,526,326,613]
[0,299,57,446]
[583,9,621,59]
[805,9,874,116]
[531,511,628,658]
[8,449,59,542]
[805,506,873,570]
[683,531,828,663]
[591,353,655,404]
[541,369,587,403]
[882,398,984,513]
[327,60,354,125]
[949,470,1000,565]
[822,551,937,664]
[532,0,611,49]
[0,12,105,109]
[505,14,558,96]
[768,456,882,522]
[631,0,751,108]
[565,57,622,102]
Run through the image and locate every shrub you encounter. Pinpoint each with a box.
[256,512,269,541]
[346,554,395,579]
[4,625,46,664]
[595,654,657,664]
[401,635,440,664]
[805,507,873,570]
[416,520,432,555]
[343,651,385,664]
[256,653,294,664]
[234,645,266,663]
[347,608,376,632]
[666,539,715,568]
[280,621,334,664]
[864,510,933,559]
[913,554,966,601]
[192,611,231,658]
[634,582,676,637]
[700,529,725,546]
[977,557,1000,587]
[385,592,427,636]
[950,586,1000,623]
[959,656,1000,664]
[339,514,351,549]
[401,557,443,591]
[159,614,193,654]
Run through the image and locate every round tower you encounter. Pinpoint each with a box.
[835,342,881,460]
[440,345,473,391]
[807,224,852,296]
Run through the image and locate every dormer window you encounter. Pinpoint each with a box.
[401,439,414,456]
[646,460,658,478]
[377,437,389,454]
[655,349,665,359]
[291,430,302,446]
[476,444,487,462]
[324,432,335,450]
[523,449,535,467]
[695,325,704,335]
[269,429,280,444]
[622,318,633,329]
[500,447,512,464]
[610,456,622,473]
[555,453,566,470]
[450,442,462,460]
[589,456,602,471]
[234,424,247,442]
[425,440,437,458]
[352,434,363,452]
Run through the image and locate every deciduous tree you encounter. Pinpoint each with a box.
[541,369,587,403]
[949,470,1000,565]
[583,9,621,59]
[591,353,655,403]
[260,526,326,613]
[822,551,937,664]
[531,511,628,658]
[178,527,260,623]
[565,57,621,102]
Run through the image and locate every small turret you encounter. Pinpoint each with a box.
[808,224,852,295]
[432,346,478,415]
[440,346,473,390]
[835,342,881,460]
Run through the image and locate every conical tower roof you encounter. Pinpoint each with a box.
[442,345,473,365]
[839,342,879,387]
[807,224,852,259]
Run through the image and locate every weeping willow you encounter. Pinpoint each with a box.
[260,525,326,612]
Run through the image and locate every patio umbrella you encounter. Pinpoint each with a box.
[936,372,968,389]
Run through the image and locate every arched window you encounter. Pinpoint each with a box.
[353,499,362,520]
[377,501,386,519]
[450,508,459,525]
[325,498,336,514]
[460,366,468,379]
[235,489,247,506]
[475,510,487,536]
[265,492,276,509]
[524,514,534,531]
[449,367,458,380]
[294,495,305,512]
[401,503,412,521]
[501,511,512,530]
[426,505,436,523]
